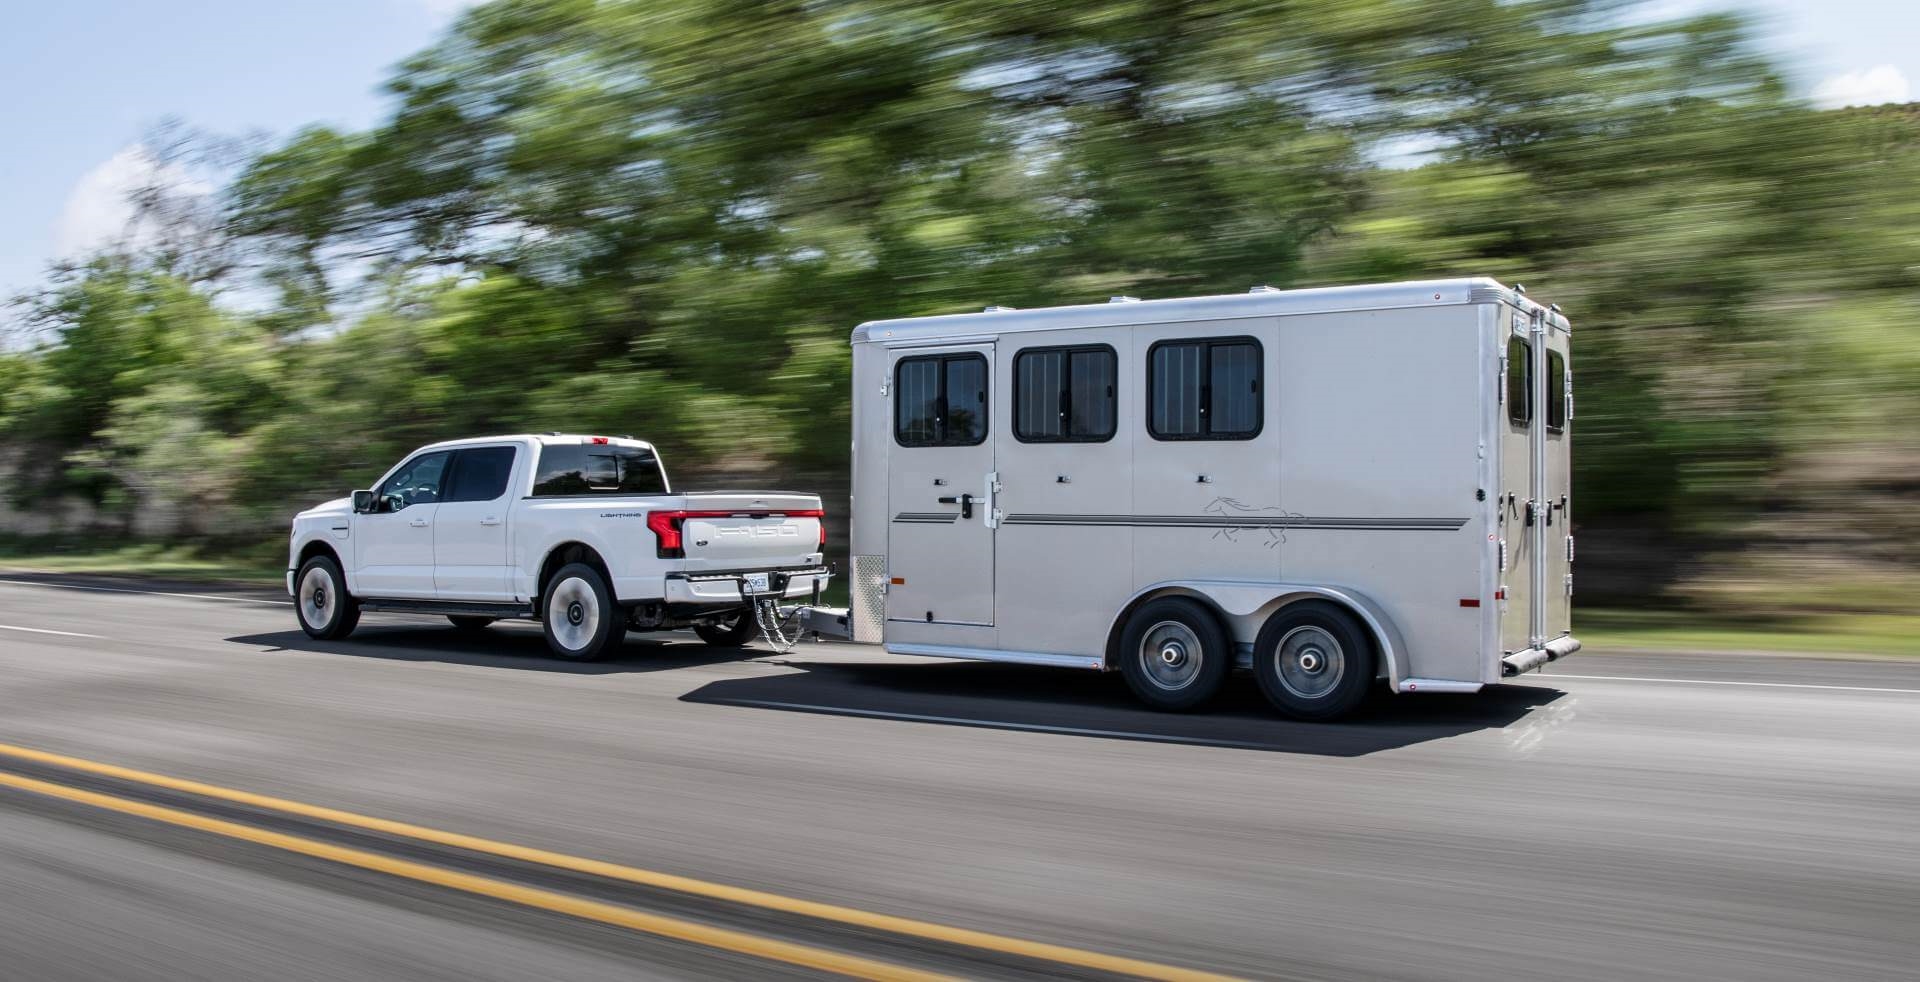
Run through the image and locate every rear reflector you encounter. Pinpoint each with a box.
[1459,598,1481,607]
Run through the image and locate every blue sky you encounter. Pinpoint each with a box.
[0,0,1914,303]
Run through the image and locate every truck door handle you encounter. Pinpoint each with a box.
[479,516,502,526]
[409,518,430,528]
[936,494,974,519]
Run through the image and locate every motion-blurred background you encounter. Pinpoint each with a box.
[1,0,1916,653]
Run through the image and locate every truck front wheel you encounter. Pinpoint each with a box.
[693,610,758,648]
[294,555,360,640]
[541,563,619,661]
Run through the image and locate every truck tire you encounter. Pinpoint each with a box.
[1117,597,1230,711]
[541,562,619,661]
[447,615,496,631]
[1252,601,1375,721]
[693,610,757,648]
[294,555,360,640]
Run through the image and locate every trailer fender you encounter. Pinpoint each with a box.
[1108,581,1407,689]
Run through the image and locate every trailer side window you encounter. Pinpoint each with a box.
[895,353,989,447]
[1014,345,1116,443]
[1507,337,1532,426]
[1546,350,1566,431]
[1148,337,1261,440]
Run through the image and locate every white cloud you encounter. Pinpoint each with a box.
[51,144,210,259]
[1811,65,1912,109]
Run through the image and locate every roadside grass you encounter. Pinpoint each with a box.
[0,540,285,587]
[1578,608,1920,659]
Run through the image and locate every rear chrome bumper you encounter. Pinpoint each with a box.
[663,565,832,605]
[1502,635,1582,678]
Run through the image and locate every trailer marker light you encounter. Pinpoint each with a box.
[1460,599,1481,607]
[890,577,905,585]
[1495,588,1507,600]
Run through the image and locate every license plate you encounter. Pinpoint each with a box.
[741,572,771,595]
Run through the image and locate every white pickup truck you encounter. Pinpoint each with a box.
[287,434,829,660]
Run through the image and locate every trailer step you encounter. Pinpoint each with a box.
[1501,635,1582,678]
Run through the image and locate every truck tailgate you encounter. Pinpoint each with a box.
[663,492,824,571]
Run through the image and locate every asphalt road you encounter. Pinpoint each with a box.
[0,572,1915,981]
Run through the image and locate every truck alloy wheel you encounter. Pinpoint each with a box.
[542,563,618,661]
[295,555,360,640]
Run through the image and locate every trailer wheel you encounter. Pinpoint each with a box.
[694,610,758,648]
[294,555,360,640]
[447,615,496,632]
[1117,597,1230,711]
[1253,601,1374,721]
[541,563,619,661]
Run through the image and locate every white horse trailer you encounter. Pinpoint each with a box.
[804,277,1578,719]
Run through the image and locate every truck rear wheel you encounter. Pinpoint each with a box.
[294,555,360,640]
[541,563,618,661]
[1253,601,1375,721]
[694,610,758,648]
[1117,597,1230,711]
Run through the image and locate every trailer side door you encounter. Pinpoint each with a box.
[884,343,998,646]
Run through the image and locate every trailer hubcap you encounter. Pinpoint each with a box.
[299,568,335,628]
[1140,621,1203,691]
[548,577,600,650]
[1275,626,1345,700]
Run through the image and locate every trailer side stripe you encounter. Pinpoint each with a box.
[998,514,1469,530]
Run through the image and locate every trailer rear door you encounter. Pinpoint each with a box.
[1497,306,1573,658]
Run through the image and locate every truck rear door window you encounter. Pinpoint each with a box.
[1148,337,1261,440]
[1014,345,1116,443]
[895,353,988,447]
[531,445,668,496]
[1507,337,1532,426]
[444,446,517,502]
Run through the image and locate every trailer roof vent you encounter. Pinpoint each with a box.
[1248,285,1281,294]
[1514,283,1527,295]
[983,305,1017,313]
[1108,295,1140,303]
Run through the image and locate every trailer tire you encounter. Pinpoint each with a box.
[294,555,360,640]
[447,615,496,631]
[1117,597,1230,712]
[541,563,619,661]
[694,610,758,648]
[1253,601,1374,721]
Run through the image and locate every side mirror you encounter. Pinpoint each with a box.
[351,490,377,514]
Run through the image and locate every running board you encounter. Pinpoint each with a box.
[1501,635,1583,677]
[357,599,534,618]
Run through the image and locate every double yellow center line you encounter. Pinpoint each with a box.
[0,741,1237,981]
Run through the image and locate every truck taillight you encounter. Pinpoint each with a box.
[787,508,827,548]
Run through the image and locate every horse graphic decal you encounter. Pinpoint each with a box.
[1203,497,1299,548]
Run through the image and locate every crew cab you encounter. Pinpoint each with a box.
[287,434,829,659]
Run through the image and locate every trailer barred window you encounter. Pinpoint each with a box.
[1507,337,1532,426]
[1547,350,1567,431]
[895,353,989,447]
[1014,345,1116,443]
[1148,337,1261,440]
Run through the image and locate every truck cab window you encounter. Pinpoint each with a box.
[377,451,451,510]
[1148,337,1261,440]
[1015,345,1116,443]
[1547,350,1567,431]
[1507,337,1532,426]
[444,446,517,503]
[532,444,669,496]
[895,353,988,447]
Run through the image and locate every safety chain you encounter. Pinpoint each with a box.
[752,596,810,653]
